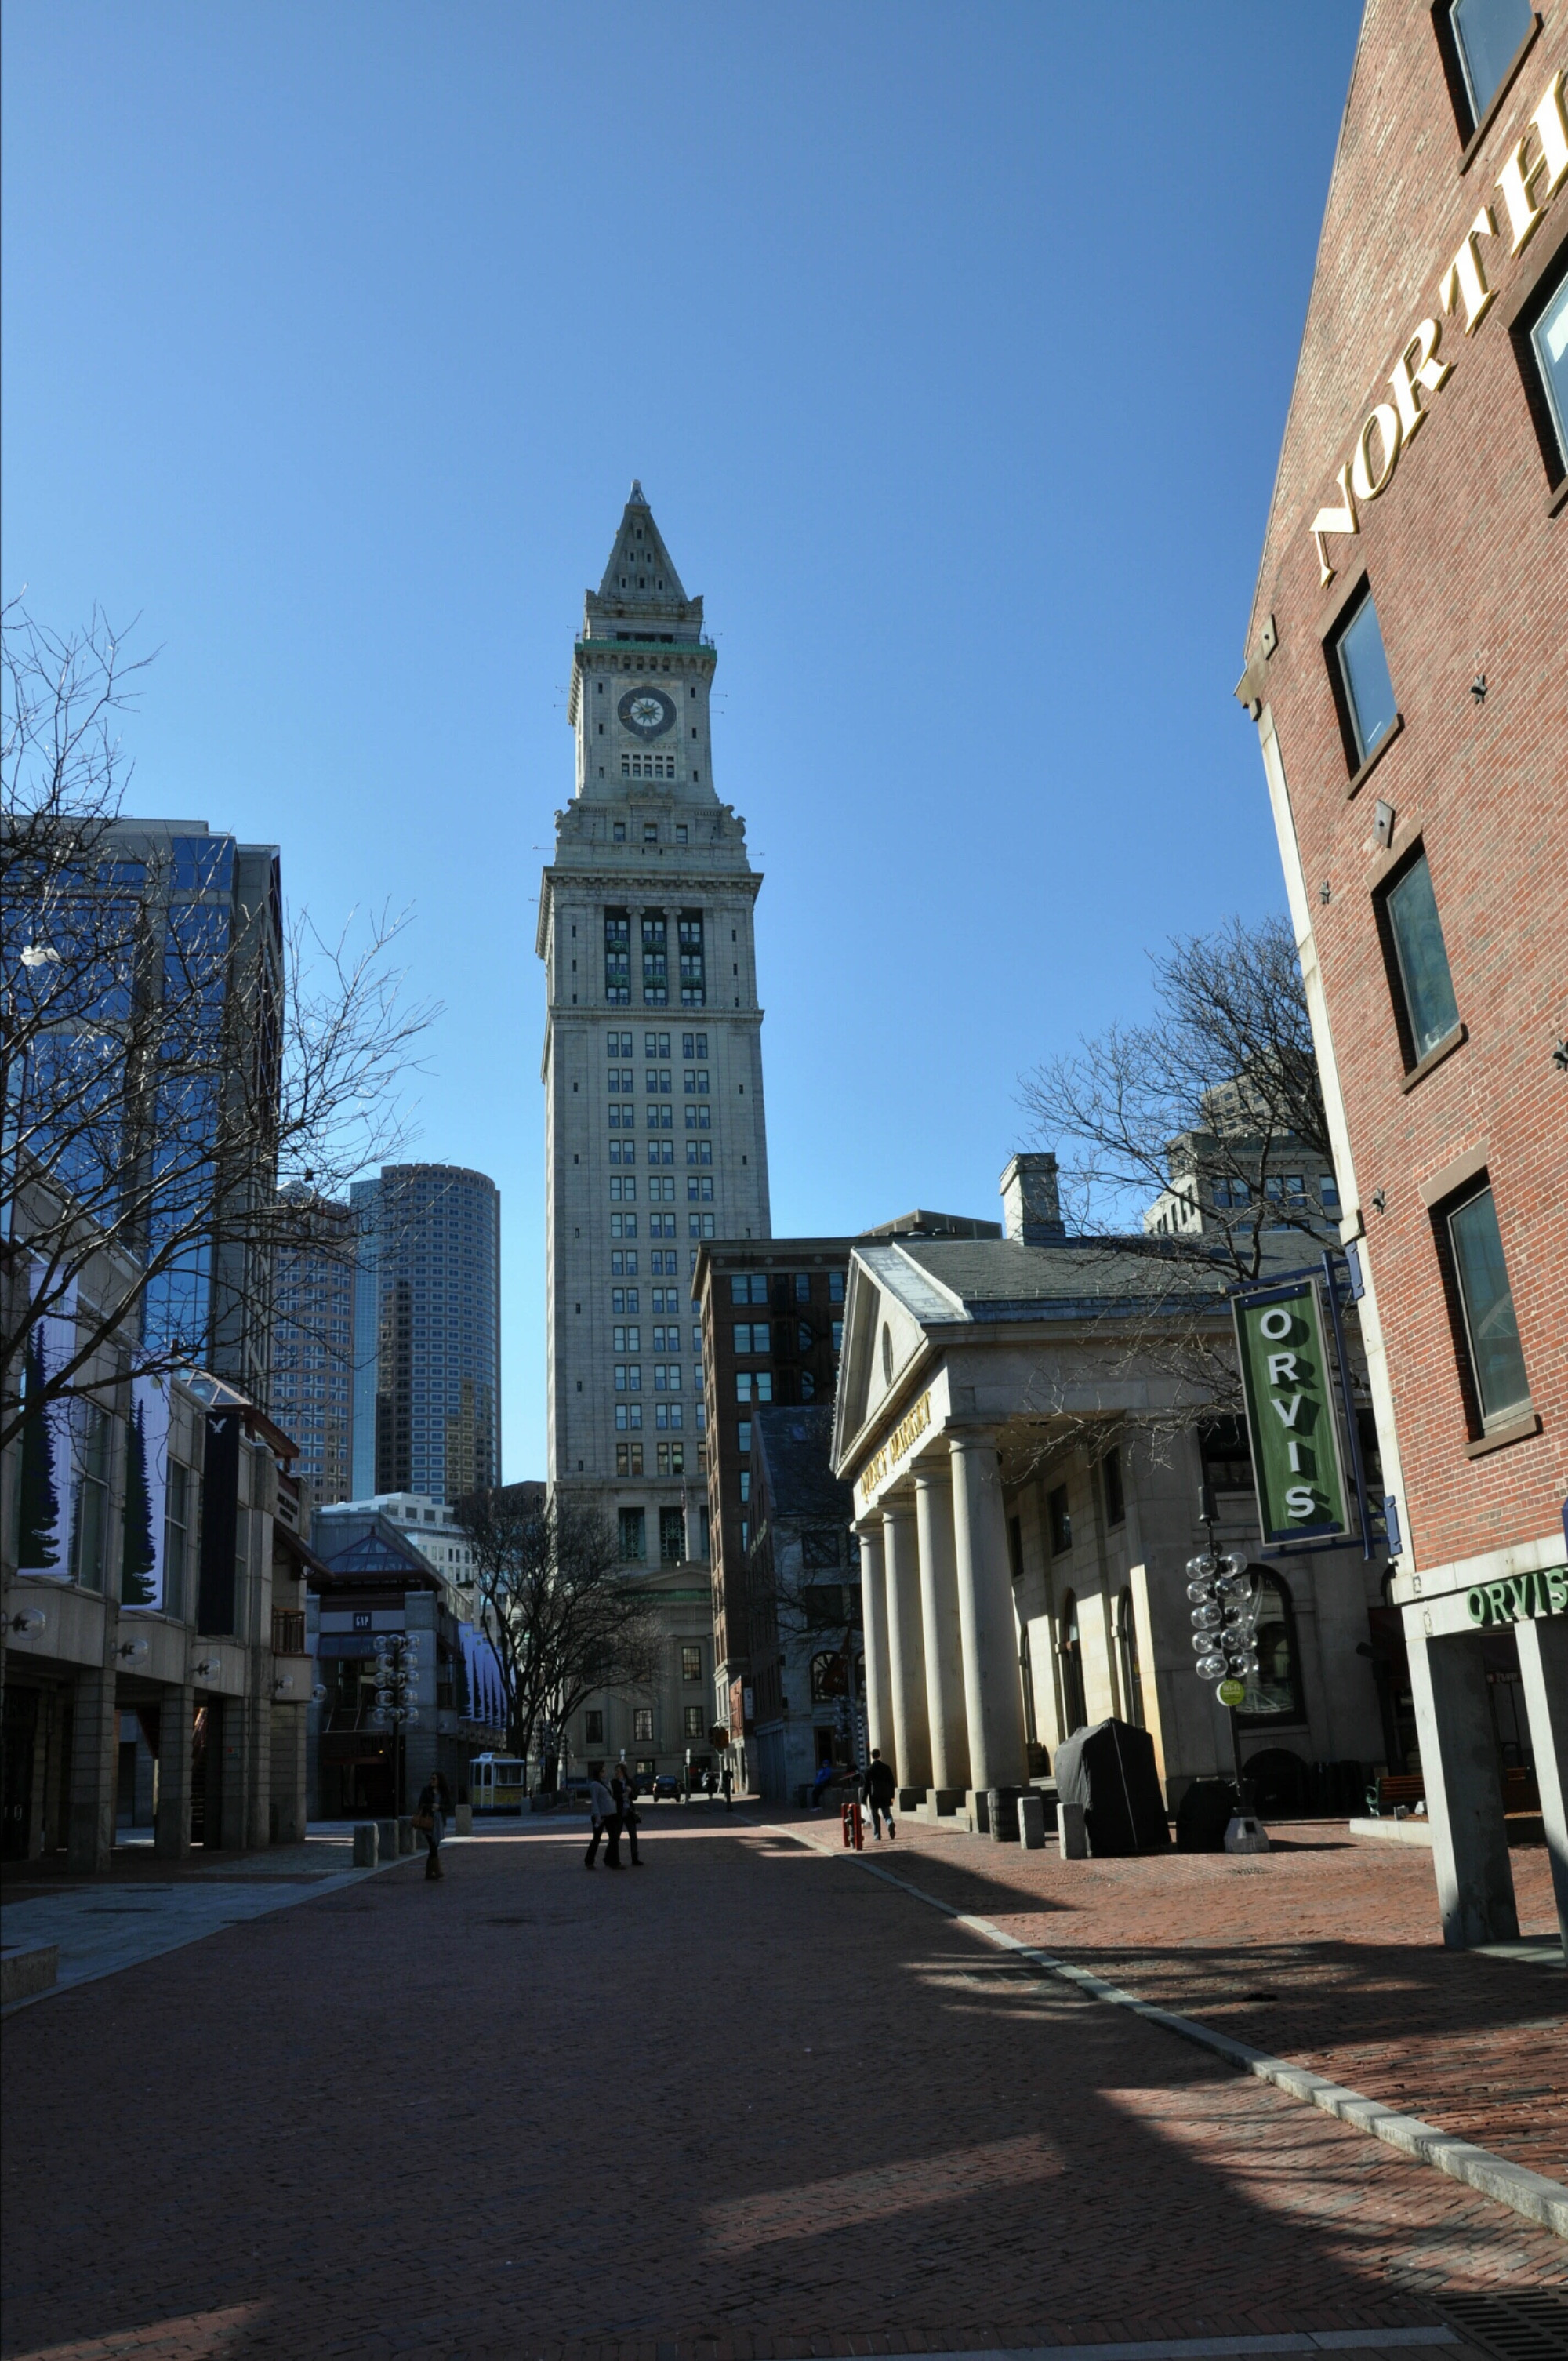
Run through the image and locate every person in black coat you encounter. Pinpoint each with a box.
[863,1749,897,1840]
[416,1771,452,1880]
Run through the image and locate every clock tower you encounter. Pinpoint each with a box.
[535,484,771,1777]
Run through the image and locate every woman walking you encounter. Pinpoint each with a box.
[416,1769,452,1880]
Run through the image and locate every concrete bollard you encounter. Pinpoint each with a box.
[397,1815,416,1856]
[1018,1793,1047,1850]
[1058,1800,1089,1859]
[376,1817,397,1862]
[456,1803,473,1836]
[352,1822,379,1869]
[987,1787,1021,1843]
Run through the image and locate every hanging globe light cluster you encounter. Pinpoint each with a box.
[1187,1549,1259,1694]
[372,1634,420,1731]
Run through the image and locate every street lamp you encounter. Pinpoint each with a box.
[8,1606,48,1639]
[370,1634,419,1814]
[1187,1484,1266,1848]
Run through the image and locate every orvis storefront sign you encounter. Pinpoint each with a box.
[1233,1278,1352,1546]
[1467,1565,1568,1629]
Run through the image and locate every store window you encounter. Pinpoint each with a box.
[684,1705,706,1739]
[1236,1569,1306,1724]
[584,1710,604,1745]
[70,1404,112,1591]
[619,1507,646,1562]
[1444,1182,1533,1429]
[660,1506,685,1564]
[633,1706,653,1743]
[1047,1484,1072,1556]
[1377,848,1461,1066]
[811,1650,849,1702]
[1102,1447,1125,1527]
[1332,587,1398,768]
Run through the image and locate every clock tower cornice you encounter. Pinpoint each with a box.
[535,859,764,961]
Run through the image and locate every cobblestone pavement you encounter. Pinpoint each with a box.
[2,1817,1563,2361]
[771,1813,1563,2185]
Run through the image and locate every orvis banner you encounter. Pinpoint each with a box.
[1233,1277,1353,1546]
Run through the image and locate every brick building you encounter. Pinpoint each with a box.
[1236,2,1567,1947]
[694,1213,999,1780]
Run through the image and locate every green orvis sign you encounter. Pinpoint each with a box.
[1467,1565,1568,1629]
[1233,1278,1353,1546]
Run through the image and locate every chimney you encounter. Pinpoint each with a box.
[999,1153,1065,1245]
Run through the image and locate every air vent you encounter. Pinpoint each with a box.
[1439,2294,1568,2361]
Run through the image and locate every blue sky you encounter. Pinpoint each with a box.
[2,0,1362,1480]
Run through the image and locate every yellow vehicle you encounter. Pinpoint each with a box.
[470,1754,528,1813]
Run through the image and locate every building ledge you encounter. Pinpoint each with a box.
[1399,1022,1468,1095]
[1465,1411,1543,1459]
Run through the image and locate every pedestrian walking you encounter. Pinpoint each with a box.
[864,1748,897,1840]
[612,1766,642,1865]
[585,1772,622,1869]
[416,1770,452,1880]
[720,1759,733,1811]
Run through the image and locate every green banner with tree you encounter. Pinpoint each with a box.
[1232,1277,1352,1545]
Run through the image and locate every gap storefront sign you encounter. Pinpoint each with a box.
[1232,1278,1352,1545]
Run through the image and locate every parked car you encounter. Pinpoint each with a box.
[651,1773,681,1802]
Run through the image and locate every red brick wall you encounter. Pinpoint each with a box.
[1246,2,1568,1575]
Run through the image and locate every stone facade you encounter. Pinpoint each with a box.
[832,1159,1389,1829]
[1238,2,1567,1946]
[535,484,771,1779]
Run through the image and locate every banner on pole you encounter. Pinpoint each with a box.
[1232,1277,1352,1546]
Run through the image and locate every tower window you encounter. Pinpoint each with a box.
[604,910,631,1004]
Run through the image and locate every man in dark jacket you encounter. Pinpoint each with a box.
[863,1749,897,1840]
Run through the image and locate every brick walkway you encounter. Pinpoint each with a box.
[2,1818,1562,2361]
[775,1811,1564,2186]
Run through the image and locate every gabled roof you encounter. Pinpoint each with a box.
[313,1514,442,1589]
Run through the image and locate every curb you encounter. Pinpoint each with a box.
[785,1825,1568,2241]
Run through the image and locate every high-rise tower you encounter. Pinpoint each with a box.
[536,485,770,1772]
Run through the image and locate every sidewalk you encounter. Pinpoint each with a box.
[761,1807,1564,2186]
[0,1828,427,2008]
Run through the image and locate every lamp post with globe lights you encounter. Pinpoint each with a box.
[1187,1483,1263,1828]
[372,1634,419,1816]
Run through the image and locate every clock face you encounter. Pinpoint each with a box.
[619,686,677,741]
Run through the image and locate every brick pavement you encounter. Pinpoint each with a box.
[1,1818,1563,2361]
[773,1814,1564,2185]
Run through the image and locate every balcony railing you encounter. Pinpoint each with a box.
[271,1609,306,1656]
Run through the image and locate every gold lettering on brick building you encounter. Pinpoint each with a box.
[1309,67,1567,586]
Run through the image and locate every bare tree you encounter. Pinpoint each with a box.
[1009,914,1350,1469]
[1021,914,1330,1281]
[456,1490,663,1780]
[2,599,437,1460]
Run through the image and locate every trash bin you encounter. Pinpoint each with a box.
[987,1786,1021,1842]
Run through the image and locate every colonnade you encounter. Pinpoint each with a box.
[856,1429,1027,1803]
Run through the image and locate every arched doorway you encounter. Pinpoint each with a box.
[1058,1593,1087,1737]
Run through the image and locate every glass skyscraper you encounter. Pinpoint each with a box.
[270,1190,357,1504]
[350,1164,501,1505]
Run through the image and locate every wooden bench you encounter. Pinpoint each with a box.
[1367,1772,1425,1815]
